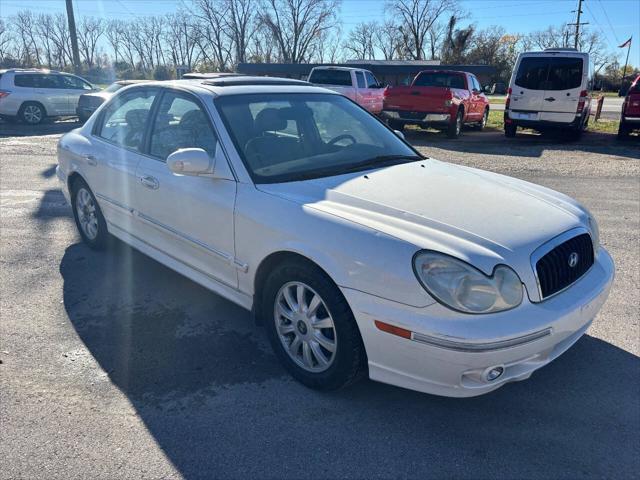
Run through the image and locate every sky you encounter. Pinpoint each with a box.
[1,0,638,66]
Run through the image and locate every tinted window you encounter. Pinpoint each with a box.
[59,75,93,90]
[98,89,157,152]
[149,92,217,161]
[365,71,379,88]
[38,74,61,88]
[355,72,366,88]
[471,76,481,91]
[14,74,36,87]
[546,58,583,90]
[308,69,352,86]
[216,93,418,184]
[515,57,549,90]
[413,72,465,89]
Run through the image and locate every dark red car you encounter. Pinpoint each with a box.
[618,74,640,139]
[381,70,490,138]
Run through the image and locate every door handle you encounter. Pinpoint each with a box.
[544,97,556,102]
[84,154,98,166]
[140,175,159,190]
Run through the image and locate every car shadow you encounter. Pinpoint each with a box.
[405,128,640,160]
[60,241,640,479]
[0,118,81,137]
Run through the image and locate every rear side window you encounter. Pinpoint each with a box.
[413,72,465,89]
[309,69,352,86]
[515,57,583,91]
[149,92,217,161]
[97,89,157,152]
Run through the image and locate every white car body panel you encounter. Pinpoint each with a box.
[56,79,614,397]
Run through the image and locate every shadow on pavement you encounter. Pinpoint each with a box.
[0,118,81,137]
[59,241,640,479]
[406,129,640,160]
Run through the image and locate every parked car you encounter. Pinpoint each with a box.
[504,49,591,138]
[618,74,640,139]
[77,80,149,122]
[381,70,490,138]
[0,68,96,124]
[56,77,614,397]
[308,66,385,114]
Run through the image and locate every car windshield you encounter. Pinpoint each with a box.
[216,93,421,184]
[105,83,124,93]
[413,72,465,89]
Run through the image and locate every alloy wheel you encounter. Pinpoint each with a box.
[75,188,99,240]
[274,281,337,372]
[23,105,42,124]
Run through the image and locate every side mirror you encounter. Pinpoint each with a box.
[394,129,405,140]
[167,148,214,176]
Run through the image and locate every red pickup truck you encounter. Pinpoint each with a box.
[382,70,490,138]
[618,74,640,139]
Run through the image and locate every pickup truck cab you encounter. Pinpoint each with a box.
[382,70,489,138]
[308,66,385,114]
[618,74,640,139]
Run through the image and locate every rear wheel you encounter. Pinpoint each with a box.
[262,259,366,390]
[19,102,45,125]
[447,109,463,138]
[617,121,630,139]
[71,178,108,250]
[388,119,404,131]
[504,123,517,138]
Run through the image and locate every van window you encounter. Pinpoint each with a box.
[309,69,352,86]
[413,72,465,89]
[515,57,583,91]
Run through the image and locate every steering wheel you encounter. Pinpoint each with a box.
[327,134,356,146]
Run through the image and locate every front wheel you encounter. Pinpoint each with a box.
[19,102,45,125]
[447,109,463,138]
[505,123,517,138]
[388,119,404,131]
[262,260,366,390]
[476,108,489,131]
[71,178,109,250]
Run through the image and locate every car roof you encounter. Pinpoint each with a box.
[310,66,362,72]
[416,69,469,75]
[130,77,337,97]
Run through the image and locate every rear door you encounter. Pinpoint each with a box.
[364,70,383,113]
[59,74,94,114]
[540,56,585,123]
[509,56,548,120]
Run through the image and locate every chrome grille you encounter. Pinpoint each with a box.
[536,233,594,299]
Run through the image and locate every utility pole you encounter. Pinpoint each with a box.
[65,0,81,74]
[568,0,589,50]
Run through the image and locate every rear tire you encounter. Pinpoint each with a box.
[388,119,404,131]
[447,109,463,138]
[504,123,517,138]
[617,122,630,139]
[18,102,45,125]
[262,259,366,391]
[71,178,109,250]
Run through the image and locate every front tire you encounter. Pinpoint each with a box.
[262,260,366,390]
[476,108,489,131]
[71,178,108,250]
[18,102,45,125]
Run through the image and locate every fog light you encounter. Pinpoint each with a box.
[486,366,504,382]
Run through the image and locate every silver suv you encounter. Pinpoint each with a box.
[0,69,96,124]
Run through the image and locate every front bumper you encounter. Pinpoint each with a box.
[342,248,614,397]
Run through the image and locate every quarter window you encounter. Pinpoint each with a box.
[149,92,218,161]
[97,89,157,152]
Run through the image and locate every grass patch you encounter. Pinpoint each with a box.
[589,119,620,133]
[488,98,505,105]
[590,91,620,98]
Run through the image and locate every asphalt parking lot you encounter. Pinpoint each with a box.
[1,121,639,479]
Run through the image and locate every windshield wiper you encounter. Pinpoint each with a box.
[335,154,425,175]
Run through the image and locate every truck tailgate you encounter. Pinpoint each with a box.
[384,86,450,112]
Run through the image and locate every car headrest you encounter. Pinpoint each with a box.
[179,109,207,128]
[125,109,148,128]
[254,108,287,133]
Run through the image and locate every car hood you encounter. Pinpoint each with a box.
[257,159,589,277]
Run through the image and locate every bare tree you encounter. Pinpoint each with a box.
[387,0,456,60]
[441,14,473,64]
[192,0,233,70]
[374,20,404,60]
[166,12,202,71]
[14,10,42,66]
[106,20,125,66]
[50,13,72,67]
[225,0,256,64]
[259,0,339,63]
[344,22,377,60]
[77,17,105,67]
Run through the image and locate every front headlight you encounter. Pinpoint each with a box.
[413,251,523,314]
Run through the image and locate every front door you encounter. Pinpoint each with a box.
[59,74,95,114]
[133,90,238,288]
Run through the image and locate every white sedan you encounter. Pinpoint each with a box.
[56,77,614,397]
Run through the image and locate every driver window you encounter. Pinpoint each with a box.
[365,71,378,88]
[97,90,157,152]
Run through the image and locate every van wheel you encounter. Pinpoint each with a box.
[505,123,517,138]
[447,109,463,138]
[19,102,45,125]
[71,178,109,250]
[262,259,366,391]
[617,122,630,139]
[388,120,404,131]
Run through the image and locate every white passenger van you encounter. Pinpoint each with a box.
[505,49,592,138]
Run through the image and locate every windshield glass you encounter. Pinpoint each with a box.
[216,93,420,184]
[414,72,465,89]
[105,83,124,93]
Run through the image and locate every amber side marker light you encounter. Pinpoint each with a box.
[374,320,412,339]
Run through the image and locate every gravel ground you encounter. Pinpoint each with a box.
[1,124,639,480]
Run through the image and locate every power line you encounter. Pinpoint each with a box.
[596,0,621,44]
